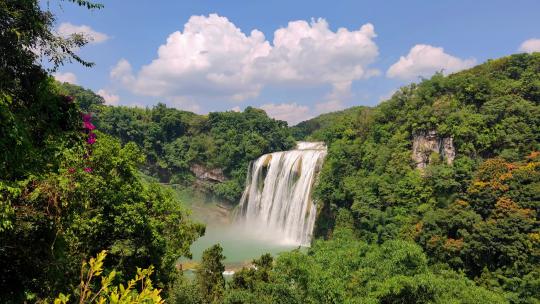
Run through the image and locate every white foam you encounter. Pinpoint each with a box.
[236,142,327,246]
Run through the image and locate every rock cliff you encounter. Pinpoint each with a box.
[190,164,227,182]
[412,131,455,169]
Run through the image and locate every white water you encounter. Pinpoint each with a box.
[236,142,327,246]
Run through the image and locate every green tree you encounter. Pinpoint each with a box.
[58,82,105,112]
[0,133,204,302]
[196,244,226,304]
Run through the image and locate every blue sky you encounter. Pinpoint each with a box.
[48,0,540,124]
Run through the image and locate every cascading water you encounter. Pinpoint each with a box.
[236,142,327,246]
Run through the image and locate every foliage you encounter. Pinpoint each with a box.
[58,82,105,112]
[2,1,539,301]
[54,250,164,304]
[291,106,369,142]
[300,53,540,302]
[418,153,540,302]
[0,77,82,180]
[0,132,204,302]
[196,244,226,304]
[1,0,102,228]
[167,273,203,304]
[179,220,505,304]
[91,104,295,202]
[0,0,99,96]
[54,83,295,203]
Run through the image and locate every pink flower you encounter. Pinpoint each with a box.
[68,167,76,174]
[82,113,92,122]
[83,121,96,130]
[84,167,93,173]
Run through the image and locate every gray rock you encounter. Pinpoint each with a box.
[190,164,227,182]
[412,131,455,169]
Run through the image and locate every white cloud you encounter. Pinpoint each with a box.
[315,99,345,113]
[378,89,398,102]
[257,20,379,86]
[111,14,269,100]
[127,102,146,108]
[53,72,78,84]
[260,98,347,126]
[111,14,379,107]
[97,89,120,106]
[387,44,476,80]
[230,106,242,112]
[519,38,540,53]
[169,96,202,113]
[58,22,109,44]
[111,59,135,85]
[260,103,312,125]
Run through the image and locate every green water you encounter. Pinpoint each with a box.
[176,187,297,270]
[189,223,297,269]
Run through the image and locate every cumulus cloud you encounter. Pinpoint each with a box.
[260,103,312,125]
[387,44,476,80]
[53,72,78,84]
[169,96,202,113]
[257,20,379,85]
[260,97,351,125]
[58,23,109,44]
[519,38,540,53]
[97,89,120,105]
[111,14,379,105]
[111,59,135,85]
[315,99,345,114]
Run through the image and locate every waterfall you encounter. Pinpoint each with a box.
[236,142,327,246]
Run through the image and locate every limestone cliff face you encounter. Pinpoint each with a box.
[190,164,227,182]
[412,131,455,169]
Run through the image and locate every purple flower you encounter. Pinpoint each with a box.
[84,167,93,173]
[87,136,96,144]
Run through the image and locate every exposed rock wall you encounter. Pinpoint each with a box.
[412,131,455,169]
[190,164,227,182]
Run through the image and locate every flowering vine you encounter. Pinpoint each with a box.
[81,112,97,173]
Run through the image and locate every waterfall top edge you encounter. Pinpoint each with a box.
[295,141,326,150]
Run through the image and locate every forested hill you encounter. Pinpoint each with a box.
[58,82,296,202]
[167,53,538,304]
[3,1,538,302]
[296,53,539,301]
[291,106,368,140]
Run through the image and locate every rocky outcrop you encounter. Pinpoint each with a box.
[412,131,455,169]
[190,164,227,182]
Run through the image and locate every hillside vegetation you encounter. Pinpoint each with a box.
[0,1,202,302]
[1,1,538,302]
[153,53,540,304]
[58,84,295,202]
[297,53,540,302]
